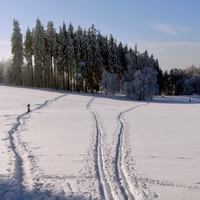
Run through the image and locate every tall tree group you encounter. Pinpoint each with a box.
[9,18,162,100]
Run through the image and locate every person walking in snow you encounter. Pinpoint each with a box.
[27,104,31,113]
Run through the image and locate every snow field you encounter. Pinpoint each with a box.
[127,98,200,199]
[1,85,200,199]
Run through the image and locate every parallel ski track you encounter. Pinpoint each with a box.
[114,103,149,200]
[5,94,66,199]
[87,97,114,200]
[88,97,149,199]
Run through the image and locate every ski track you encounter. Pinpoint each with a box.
[4,94,67,199]
[115,110,135,200]
[87,97,114,200]
[87,97,152,200]
[114,103,150,200]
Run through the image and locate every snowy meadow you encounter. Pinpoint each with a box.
[0,85,200,200]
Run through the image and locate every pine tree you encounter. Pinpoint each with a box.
[88,24,102,92]
[74,25,82,91]
[57,24,67,90]
[118,42,128,77]
[97,32,111,73]
[46,21,57,88]
[68,22,75,42]
[163,70,171,95]
[66,30,75,91]
[11,19,23,85]
[81,29,92,92]
[109,34,120,74]
[154,58,163,94]
[24,27,34,87]
[33,18,46,87]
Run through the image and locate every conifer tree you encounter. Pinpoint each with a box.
[99,35,112,72]
[57,25,67,90]
[66,30,75,91]
[11,19,23,85]
[88,24,102,92]
[118,42,128,76]
[24,27,34,87]
[81,29,92,92]
[33,18,46,87]
[109,34,120,74]
[154,58,163,94]
[46,21,57,88]
[74,25,82,91]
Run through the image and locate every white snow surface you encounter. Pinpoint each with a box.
[0,85,200,200]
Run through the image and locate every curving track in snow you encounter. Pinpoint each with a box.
[4,94,67,199]
[114,104,149,200]
[115,110,136,200]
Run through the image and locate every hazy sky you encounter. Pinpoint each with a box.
[0,0,200,71]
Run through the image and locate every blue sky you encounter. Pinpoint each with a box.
[0,0,200,71]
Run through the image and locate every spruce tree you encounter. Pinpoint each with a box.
[46,21,57,88]
[154,58,163,95]
[11,19,23,85]
[33,18,46,87]
[109,34,120,74]
[88,24,102,92]
[74,25,82,91]
[118,42,128,76]
[100,35,112,72]
[81,29,92,92]
[66,30,75,91]
[57,25,67,90]
[24,27,34,87]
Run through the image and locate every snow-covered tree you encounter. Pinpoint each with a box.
[24,27,34,86]
[97,32,111,73]
[88,24,102,92]
[74,25,82,91]
[109,34,120,74]
[81,29,93,92]
[122,50,158,100]
[11,19,23,85]
[100,71,119,95]
[118,42,128,75]
[45,21,57,88]
[65,30,75,91]
[183,73,200,95]
[57,24,67,90]
[33,18,46,87]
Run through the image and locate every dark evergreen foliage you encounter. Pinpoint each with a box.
[9,18,167,99]
[11,19,23,85]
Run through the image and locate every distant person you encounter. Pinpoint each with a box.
[27,104,31,113]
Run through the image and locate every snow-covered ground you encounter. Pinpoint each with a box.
[0,85,200,200]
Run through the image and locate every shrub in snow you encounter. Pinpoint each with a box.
[100,71,119,95]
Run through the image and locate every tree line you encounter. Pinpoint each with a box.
[0,19,199,99]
